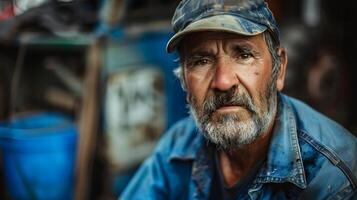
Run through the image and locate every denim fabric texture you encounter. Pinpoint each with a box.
[120,94,357,200]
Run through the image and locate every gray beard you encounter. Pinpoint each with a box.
[188,82,277,151]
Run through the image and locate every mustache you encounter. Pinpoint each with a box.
[202,87,257,116]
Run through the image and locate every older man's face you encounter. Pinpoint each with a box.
[180,32,281,150]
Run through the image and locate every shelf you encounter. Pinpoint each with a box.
[16,33,95,47]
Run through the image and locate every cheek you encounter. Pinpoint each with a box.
[241,66,272,105]
[256,75,274,107]
[185,72,211,105]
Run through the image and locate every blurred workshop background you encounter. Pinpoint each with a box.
[0,0,356,199]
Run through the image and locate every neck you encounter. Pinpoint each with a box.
[218,114,275,187]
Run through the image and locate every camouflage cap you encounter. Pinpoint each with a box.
[166,0,280,53]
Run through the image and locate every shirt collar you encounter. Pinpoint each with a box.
[255,94,307,189]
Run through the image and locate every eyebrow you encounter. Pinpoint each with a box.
[188,51,215,57]
[230,42,260,55]
[231,41,253,51]
[184,50,216,61]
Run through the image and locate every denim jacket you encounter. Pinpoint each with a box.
[120,94,357,200]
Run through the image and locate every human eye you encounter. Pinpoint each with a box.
[186,56,213,68]
[232,45,255,63]
[239,53,253,60]
[193,58,212,66]
[232,52,253,65]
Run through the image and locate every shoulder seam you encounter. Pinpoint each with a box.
[327,183,357,200]
[298,130,357,189]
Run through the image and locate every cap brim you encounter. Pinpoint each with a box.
[166,14,267,53]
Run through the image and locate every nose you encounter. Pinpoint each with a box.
[210,57,239,91]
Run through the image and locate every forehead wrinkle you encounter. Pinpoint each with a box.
[181,32,266,60]
[185,39,221,58]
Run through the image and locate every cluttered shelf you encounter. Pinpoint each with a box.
[0,0,187,199]
[0,36,101,200]
[16,33,95,47]
[0,1,101,200]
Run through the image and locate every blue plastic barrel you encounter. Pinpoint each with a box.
[0,112,78,200]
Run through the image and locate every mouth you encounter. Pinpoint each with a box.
[215,104,245,112]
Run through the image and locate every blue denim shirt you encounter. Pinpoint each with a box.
[120,94,357,200]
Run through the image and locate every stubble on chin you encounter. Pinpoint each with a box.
[188,87,276,150]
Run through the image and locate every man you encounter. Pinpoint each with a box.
[121,0,357,199]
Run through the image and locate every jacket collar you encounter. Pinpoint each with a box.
[255,94,307,189]
[168,116,206,162]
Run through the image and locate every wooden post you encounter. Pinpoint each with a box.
[74,38,102,200]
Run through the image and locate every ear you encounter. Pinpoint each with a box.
[276,47,288,91]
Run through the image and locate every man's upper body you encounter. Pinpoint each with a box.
[120,0,357,199]
[121,94,357,200]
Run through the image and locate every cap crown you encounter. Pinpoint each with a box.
[172,0,280,42]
